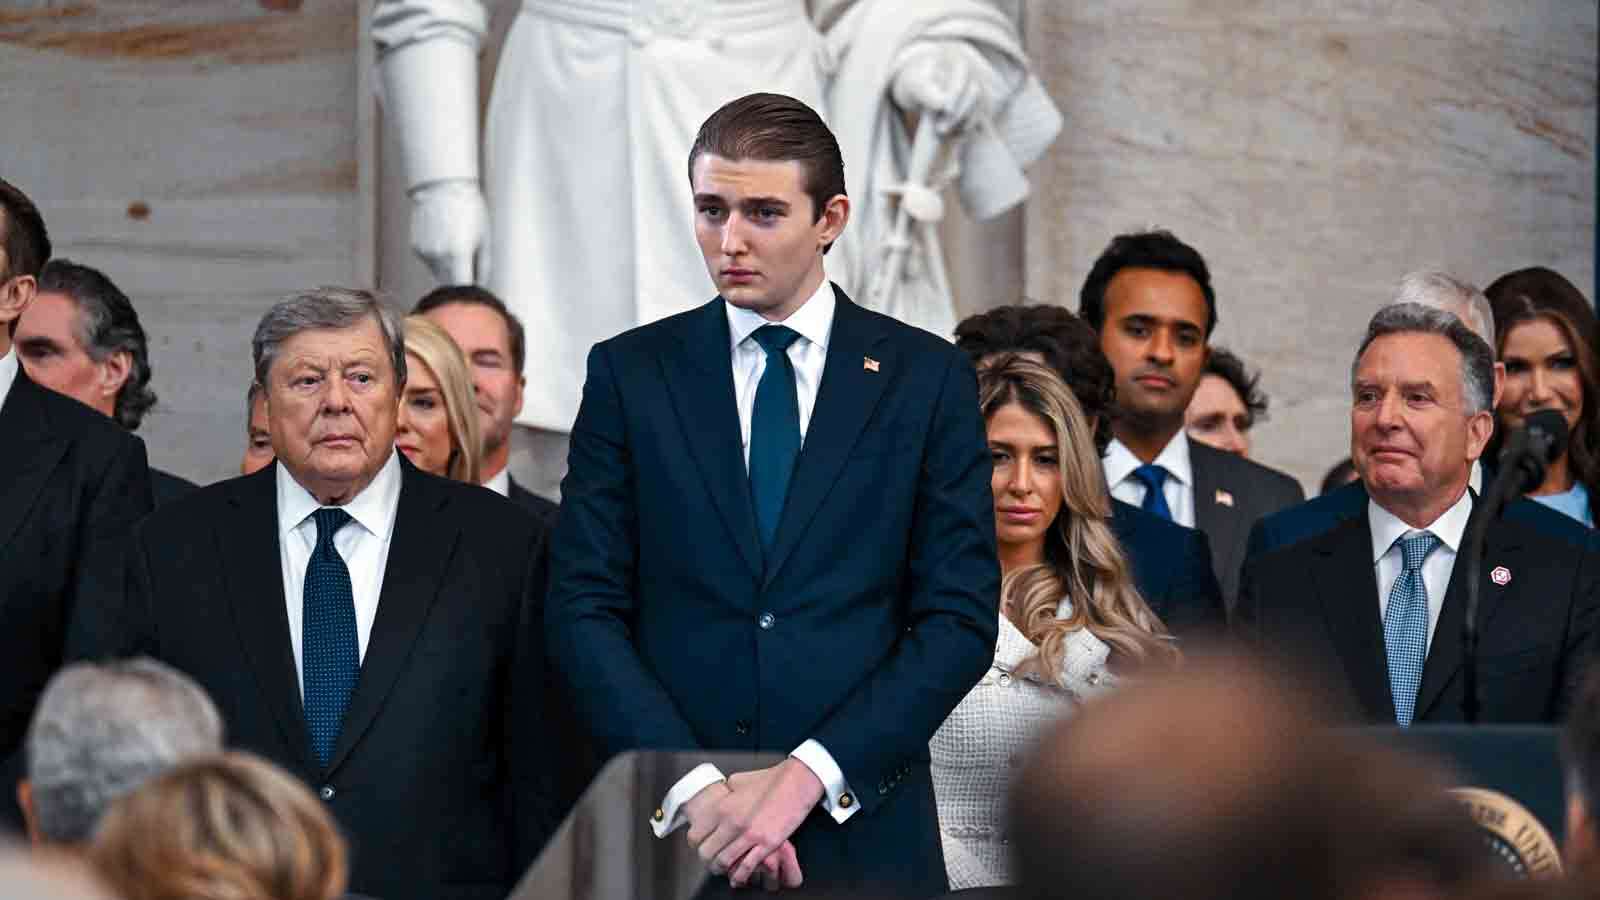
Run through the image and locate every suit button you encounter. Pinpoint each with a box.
[318,785,335,801]
[735,720,751,736]
[757,612,775,630]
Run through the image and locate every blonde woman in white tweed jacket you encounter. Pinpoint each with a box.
[931,355,1179,889]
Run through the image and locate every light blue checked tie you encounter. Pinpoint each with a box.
[303,507,359,769]
[1383,531,1439,727]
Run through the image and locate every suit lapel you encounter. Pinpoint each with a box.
[326,458,454,774]
[1189,442,1241,562]
[1314,517,1397,721]
[220,463,316,774]
[1414,521,1523,719]
[0,373,67,550]
[661,299,763,578]
[764,290,892,585]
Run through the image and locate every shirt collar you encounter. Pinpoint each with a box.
[484,468,510,498]
[725,278,836,353]
[0,346,17,411]
[1104,431,1193,488]
[1367,487,1473,563]
[277,448,402,539]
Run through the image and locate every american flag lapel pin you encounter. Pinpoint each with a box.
[1214,489,1235,508]
[863,356,880,373]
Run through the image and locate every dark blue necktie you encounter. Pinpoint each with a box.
[749,325,802,556]
[303,507,359,769]
[1131,463,1172,521]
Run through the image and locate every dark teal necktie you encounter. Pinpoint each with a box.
[303,507,359,769]
[1131,463,1172,521]
[749,325,802,557]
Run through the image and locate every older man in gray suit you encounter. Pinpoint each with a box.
[17,659,222,846]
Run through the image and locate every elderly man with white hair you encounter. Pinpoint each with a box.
[1243,270,1592,566]
[17,658,221,846]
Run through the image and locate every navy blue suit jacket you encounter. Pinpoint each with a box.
[1109,499,1224,637]
[546,288,999,897]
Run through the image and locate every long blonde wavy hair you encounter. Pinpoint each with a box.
[402,315,482,484]
[979,355,1179,675]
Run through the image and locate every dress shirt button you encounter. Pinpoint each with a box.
[1087,672,1101,685]
[735,720,751,736]
[997,673,1012,687]
[757,612,776,630]
[318,785,335,801]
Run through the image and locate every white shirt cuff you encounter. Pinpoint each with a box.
[650,763,726,838]
[791,739,860,824]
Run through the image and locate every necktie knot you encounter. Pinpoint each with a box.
[1397,532,1440,573]
[751,325,801,357]
[312,508,352,550]
[1131,463,1169,494]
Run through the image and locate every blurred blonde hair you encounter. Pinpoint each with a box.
[90,752,346,900]
[978,355,1179,675]
[402,315,481,483]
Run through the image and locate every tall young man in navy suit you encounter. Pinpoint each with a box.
[547,93,999,896]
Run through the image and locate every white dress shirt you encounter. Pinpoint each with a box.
[0,346,17,412]
[1369,489,1472,654]
[484,467,510,497]
[653,279,860,839]
[727,278,834,466]
[1103,432,1196,528]
[277,450,403,695]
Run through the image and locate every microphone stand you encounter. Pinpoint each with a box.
[1458,456,1542,723]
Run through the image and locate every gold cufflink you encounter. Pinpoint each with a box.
[652,808,664,822]
[839,793,853,808]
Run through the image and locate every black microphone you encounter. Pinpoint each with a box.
[1461,408,1569,723]
[1495,408,1570,494]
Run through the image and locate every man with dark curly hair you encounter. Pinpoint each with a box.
[1185,347,1268,458]
[16,259,194,505]
[954,303,1225,638]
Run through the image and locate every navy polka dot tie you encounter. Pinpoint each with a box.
[303,507,359,768]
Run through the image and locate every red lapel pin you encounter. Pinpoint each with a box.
[1490,566,1511,586]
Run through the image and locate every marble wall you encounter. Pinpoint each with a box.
[0,0,363,485]
[1024,1,1597,489]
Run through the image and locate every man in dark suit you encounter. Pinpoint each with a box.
[16,259,195,505]
[413,284,557,525]
[1247,271,1591,563]
[1080,230,1304,610]
[77,288,556,900]
[547,93,998,897]
[953,303,1224,637]
[1236,303,1600,724]
[0,178,154,834]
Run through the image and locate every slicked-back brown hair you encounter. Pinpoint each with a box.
[0,176,50,282]
[687,92,846,251]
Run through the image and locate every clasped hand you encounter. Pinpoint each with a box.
[682,759,823,891]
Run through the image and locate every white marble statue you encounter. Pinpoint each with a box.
[373,0,1061,434]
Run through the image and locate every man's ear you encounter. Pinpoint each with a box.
[0,274,37,329]
[1465,408,1495,463]
[100,349,133,401]
[817,194,850,250]
[17,779,43,846]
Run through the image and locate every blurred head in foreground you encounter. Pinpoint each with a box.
[1010,651,1484,900]
[91,752,346,900]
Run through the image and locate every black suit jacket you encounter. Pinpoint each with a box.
[0,369,152,832]
[547,288,999,897]
[1235,511,1600,724]
[150,467,198,507]
[1188,440,1304,611]
[507,476,558,528]
[81,458,556,900]
[1109,499,1224,638]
